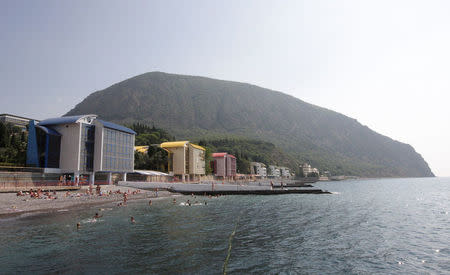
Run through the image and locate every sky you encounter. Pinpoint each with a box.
[1,0,449,176]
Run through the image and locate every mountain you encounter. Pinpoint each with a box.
[66,72,434,177]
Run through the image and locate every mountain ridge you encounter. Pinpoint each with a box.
[66,71,434,177]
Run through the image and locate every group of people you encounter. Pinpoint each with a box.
[116,188,143,206]
[76,190,216,230]
[17,189,58,200]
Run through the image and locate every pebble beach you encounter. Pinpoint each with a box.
[0,185,172,218]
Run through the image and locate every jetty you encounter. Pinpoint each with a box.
[119,181,331,195]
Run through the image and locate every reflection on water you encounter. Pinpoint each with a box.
[1,178,449,274]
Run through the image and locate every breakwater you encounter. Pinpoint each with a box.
[118,181,330,195]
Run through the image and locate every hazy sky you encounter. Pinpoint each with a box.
[1,0,449,176]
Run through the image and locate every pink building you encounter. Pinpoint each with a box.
[212,152,236,178]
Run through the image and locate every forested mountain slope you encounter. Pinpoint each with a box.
[66,72,434,177]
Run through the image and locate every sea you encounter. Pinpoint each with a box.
[0,177,449,274]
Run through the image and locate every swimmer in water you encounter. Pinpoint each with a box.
[130,217,136,224]
[149,200,152,205]
[93,213,102,219]
[76,222,81,229]
[172,198,176,204]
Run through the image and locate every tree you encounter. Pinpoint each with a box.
[0,122,7,147]
[0,122,27,166]
[129,123,174,171]
[204,146,213,175]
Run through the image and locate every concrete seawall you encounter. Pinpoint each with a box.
[118,181,331,195]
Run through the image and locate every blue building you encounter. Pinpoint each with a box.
[26,114,136,184]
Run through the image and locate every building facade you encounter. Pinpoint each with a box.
[160,141,205,181]
[26,115,135,184]
[0,113,39,131]
[268,165,281,178]
[212,152,236,178]
[301,163,319,177]
[279,166,291,179]
[250,162,267,177]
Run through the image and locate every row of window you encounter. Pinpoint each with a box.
[104,128,133,146]
[103,156,133,171]
[103,143,133,157]
[83,125,95,142]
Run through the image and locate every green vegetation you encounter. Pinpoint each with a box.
[197,138,300,174]
[0,122,27,166]
[130,123,174,171]
[67,71,434,177]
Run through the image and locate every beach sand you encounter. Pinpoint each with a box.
[0,185,173,218]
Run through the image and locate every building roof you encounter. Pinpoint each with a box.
[160,141,205,151]
[98,120,136,135]
[161,141,189,148]
[0,113,40,122]
[38,115,136,135]
[134,146,149,153]
[212,152,236,158]
[38,115,89,126]
[36,125,61,136]
[190,143,205,151]
[133,170,169,176]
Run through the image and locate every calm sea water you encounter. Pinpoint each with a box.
[1,178,449,274]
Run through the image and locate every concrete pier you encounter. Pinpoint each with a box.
[118,181,331,195]
[170,189,330,195]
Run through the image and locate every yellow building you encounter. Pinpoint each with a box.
[134,146,149,154]
[160,141,205,181]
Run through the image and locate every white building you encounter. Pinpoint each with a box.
[26,114,136,185]
[250,162,267,177]
[301,163,319,177]
[0,113,39,131]
[268,165,281,178]
[279,166,291,178]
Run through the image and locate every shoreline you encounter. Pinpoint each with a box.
[0,185,175,219]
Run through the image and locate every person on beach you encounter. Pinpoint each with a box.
[172,198,176,204]
[76,223,81,229]
[96,184,101,195]
[130,217,136,224]
[270,181,274,190]
[149,200,152,205]
[155,188,159,197]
